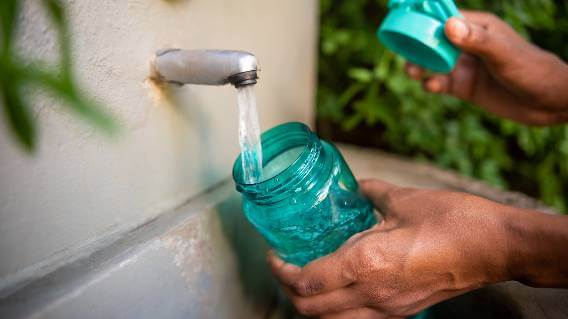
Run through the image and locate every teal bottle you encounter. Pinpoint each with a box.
[233,122,377,266]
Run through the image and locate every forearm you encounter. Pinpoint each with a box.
[543,53,568,111]
[504,208,568,287]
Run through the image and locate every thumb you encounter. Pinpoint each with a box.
[359,179,396,213]
[445,17,510,67]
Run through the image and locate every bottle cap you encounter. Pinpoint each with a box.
[377,0,462,73]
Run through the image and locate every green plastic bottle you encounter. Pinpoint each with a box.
[233,122,377,266]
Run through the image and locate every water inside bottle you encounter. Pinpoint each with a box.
[237,85,263,184]
[261,146,304,180]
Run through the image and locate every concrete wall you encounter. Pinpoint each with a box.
[0,182,281,319]
[0,0,317,295]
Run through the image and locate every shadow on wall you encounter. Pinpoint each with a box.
[146,75,219,187]
[217,194,309,319]
[216,195,279,312]
[169,86,219,185]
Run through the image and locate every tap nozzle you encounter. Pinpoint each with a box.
[228,71,258,88]
[153,49,258,88]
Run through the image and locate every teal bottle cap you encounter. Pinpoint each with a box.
[377,0,462,73]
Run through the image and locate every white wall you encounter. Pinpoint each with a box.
[0,0,317,291]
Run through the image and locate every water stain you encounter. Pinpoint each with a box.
[160,209,264,318]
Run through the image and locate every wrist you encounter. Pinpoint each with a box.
[482,206,520,285]
[453,200,520,289]
[499,207,530,283]
[501,208,568,287]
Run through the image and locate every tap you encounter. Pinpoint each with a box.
[153,49,258,88]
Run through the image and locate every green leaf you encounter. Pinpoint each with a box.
[347,68,373,83]
[337,83,365,109]
[0,0,19,50]
[42,0,73,77]
[18,65,118,135]
[1,82,36,152]
[342,113,364,131]
[373,50,393,80]
[42,0,65,26]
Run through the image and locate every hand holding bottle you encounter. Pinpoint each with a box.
[406,11,568,125]
[267,179,568,319]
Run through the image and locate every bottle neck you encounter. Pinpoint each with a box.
[233,122,332,206]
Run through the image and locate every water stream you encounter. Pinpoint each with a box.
[237,85,263,184]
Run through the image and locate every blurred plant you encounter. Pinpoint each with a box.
[317,0,568,212]
[0,0,116,153]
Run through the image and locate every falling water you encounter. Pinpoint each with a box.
[237,85,263,184]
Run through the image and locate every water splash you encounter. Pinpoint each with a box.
[237,85,263,184]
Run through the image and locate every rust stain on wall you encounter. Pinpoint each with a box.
[146,56,176,108]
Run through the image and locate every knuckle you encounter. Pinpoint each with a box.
[351,245,381,276]
[380,189,397,209]
[293,279,324,297]
[381,187,410,211]
[292,280,307,296]
[340,259,357,283]
[360,248,379,268]
[467,25,486,44]
[368,287,397,305]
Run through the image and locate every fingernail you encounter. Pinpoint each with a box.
[426,79,442,93]
[448,19,469,41]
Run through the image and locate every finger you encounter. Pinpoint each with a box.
[473,82,568,126]
[321,307,391,319]
[290,252,355,297]
[460,11,518,35]
[285,287,364,317]
[445,17,512,68]
[359,179,397,212]
[268,250,355,297]
[267,250,302,286]
[444,53,478,100]
[423,75,451,94]
[460,10,502,26]
[405,63,426,80]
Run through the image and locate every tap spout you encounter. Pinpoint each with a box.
[153,49,258,88]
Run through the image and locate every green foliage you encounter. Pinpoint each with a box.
[0,0,116,153]
[317,0,568,212]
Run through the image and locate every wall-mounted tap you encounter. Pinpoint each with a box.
[153,49,258,88]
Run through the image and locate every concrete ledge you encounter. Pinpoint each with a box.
[340,144,555,213]
[0,181,266,319]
